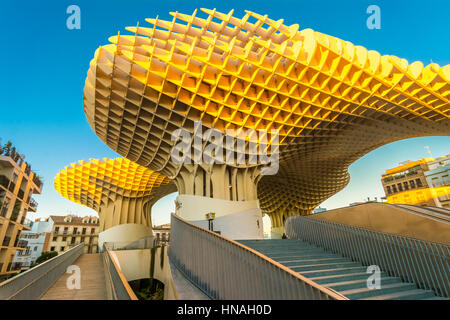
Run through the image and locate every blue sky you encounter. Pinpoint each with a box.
[0,0,449,226]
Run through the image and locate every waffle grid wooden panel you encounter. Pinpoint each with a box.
[83,9,450,227]
[54,158,175,230]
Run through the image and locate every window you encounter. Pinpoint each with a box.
[34,246,37,251]
[55,226,59,232]
[409,180,416,189]
[50,246,55,251]
[416,178,423,187]
[403,182,409,190]
[52,236,57,241]
[71,237,75,244]
[63,227,68,234]
[397,183,403,192]
[91,228,95,234]
[73,227,78,234]
[431,177,441,188]
[443,175,449,186]
[82,228,86,235]
[0,197,10,217]
[386,186,392,194]
[60,246,65,252]
[12,173,18,184]
[62,236,67,241]
[392,185,398,193]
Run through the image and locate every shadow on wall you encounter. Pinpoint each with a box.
[109,246,178,300]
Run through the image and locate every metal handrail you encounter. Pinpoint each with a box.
[0,243,84,300]
[102,244,138,300]
[169,213,347,300]
[285,216,450,298]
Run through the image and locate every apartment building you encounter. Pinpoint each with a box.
[45,215,100,254]
[13,219,53,269]
[381,155,450,208]
[153,223,170,246]
[0,143,43,281]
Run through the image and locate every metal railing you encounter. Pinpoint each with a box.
[102,244,138,300]
[169,213,346,300]
[285,216,450,298]
[104,236,156,251]
[0,243,84,300]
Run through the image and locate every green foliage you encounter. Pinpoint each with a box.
[35,251,58,265]
[134,280,164,300]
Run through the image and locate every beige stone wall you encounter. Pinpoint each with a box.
[111,247,178,300]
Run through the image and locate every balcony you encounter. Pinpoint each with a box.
[8,181,16,193]
[0,205,7,218]
[8,262,22,271]
[2,236,11,247]
[18,239,28,248]
[17,250,31,256]
[32,175,43,190]
[17,189,25,200]
[0,175,10,189]
[29,198,38,210]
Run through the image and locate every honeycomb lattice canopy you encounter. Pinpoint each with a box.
[54,157,174,211]
[83,9,450,225]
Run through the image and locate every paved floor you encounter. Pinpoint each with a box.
[169,261,210,300]
[40,254,107,300]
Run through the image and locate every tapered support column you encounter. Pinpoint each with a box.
[174,164,264,240]
[98,196,155,248]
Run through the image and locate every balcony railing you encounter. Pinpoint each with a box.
[285,215,450,298]
[29,199,38,210]
[18,240,28,248]
[169,213,346,300]
[32,175,43,190]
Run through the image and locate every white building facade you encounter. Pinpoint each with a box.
[14,219,53,268]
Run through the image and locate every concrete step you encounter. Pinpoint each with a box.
[360,289,438,300]
[242,239,445,300]
[256,248,327,254]
[290,261,361,272]
[322,277,402,291]
[310,272,389,284]
[340,282,418,299]
[281,257,350,267]
[265,251,337,258]
[297,266,368,278]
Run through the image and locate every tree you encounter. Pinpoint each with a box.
[35,251,58,265]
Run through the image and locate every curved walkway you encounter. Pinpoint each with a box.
[40,253,107,300]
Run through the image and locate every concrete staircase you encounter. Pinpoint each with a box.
[239,239,446,300]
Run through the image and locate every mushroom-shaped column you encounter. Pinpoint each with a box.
[83,9,450,239]
[54,158,175,248]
